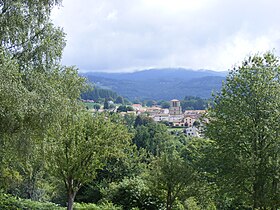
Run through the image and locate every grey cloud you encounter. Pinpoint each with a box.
[52,0,280,72]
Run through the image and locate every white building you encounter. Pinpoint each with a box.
[154,114,170,122]
[184,127,200,137]
[161,109,169,114]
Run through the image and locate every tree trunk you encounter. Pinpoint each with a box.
[166,190,173,210]
[67,191,76,210]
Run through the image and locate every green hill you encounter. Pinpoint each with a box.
[81,68,226,100]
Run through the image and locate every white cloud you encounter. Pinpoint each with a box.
[52,0,280,72]
[106,10,118,21]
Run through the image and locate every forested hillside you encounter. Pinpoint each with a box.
[82,69,226,100]
[81,86,118,101]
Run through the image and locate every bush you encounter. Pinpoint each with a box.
[0,193,64,210]
[184,197,201,210]
[102,177,163,210]
[0,193,123,210]
[74,202,122,210]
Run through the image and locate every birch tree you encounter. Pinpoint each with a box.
[205,52,280,209]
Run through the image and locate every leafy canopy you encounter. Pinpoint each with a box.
[205,52,280,209]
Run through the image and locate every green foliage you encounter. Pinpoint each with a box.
[123,114,136,130]
[117,105,134,112]
[93,103,101,110]
[160,101,171,109]
[134,115,154,127]
[103,98,109,109]
[132,99,141,104]
[81,86,118,101]
[0,47,86,196]
[0,49,26,136]
[0,193,121,210]
[102,177,163,210]
[83,102,95,109]
[147,150,196,210]
[0,0,65,71]
[123,98,131,105]
[181,96,209,111]
[126,106,134,111]
[74,202,122,210]
[133,122,170,156]
[146,100,156,107]
[4,1,279,210]
[205,52,280,209]
[75,147,147,205]
[184,197,201,210]
[0,0,86,204]
[46,111,132,209]
[117,105,127,112]
[109,103,116,109]
[183,197,216,210]
[115,96,124,104]
[83,69,225,100]
[0,193,64,210]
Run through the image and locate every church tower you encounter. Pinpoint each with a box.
[169,99,182,115]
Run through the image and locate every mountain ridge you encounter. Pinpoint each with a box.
[81,68,227,100]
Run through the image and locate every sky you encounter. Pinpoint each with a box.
[52,0,280,72]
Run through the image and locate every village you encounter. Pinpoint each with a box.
[132,99,206,137]
[83,98,206,137]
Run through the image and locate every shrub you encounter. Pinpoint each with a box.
[0,193,64,210]
[102,177,163,210]
[74,202,122,210]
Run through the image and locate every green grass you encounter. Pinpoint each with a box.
[83,102,96,109]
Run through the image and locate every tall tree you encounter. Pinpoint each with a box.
[146,135,197,210]
[0,0,65,71]
[104,98,109,109]
[133,122,169,156]
[46,112,131,210]
[0,49,86,197]
[0,49,27,189]
[0,0,87,200]
[0,0,69,146]
[205,52,280,209]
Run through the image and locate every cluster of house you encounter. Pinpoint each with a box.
[86,98,205,137]
[131,99,206,137]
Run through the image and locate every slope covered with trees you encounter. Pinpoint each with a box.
[82,69,225,100]
[81,86,118,101]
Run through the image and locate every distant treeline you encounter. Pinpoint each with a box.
[180,96,210,110]
[82,86,210,110]
[142,96,210,110]
[81,86,118,101]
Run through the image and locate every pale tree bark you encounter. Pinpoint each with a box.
[65,178,79,210]
[67,190,76,210]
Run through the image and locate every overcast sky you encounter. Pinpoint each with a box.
[52,0,280,72]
